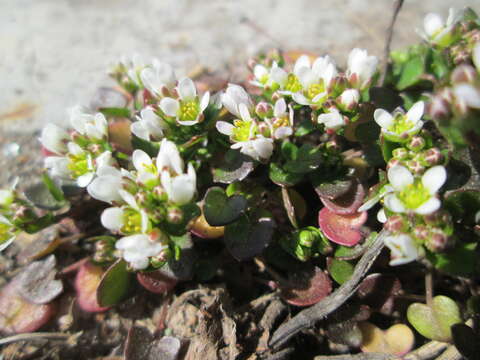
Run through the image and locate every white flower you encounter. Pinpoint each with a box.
[374,101,424,142]
[0,215,16,252]
[132,149,160,186]
[420,8,460,47]
[251,62,288,90]
[453,83,480,110]
[45,156,71,180]
[231,137,273,162]
[384,165,446,215]
[347,48,378,89]
[69,106,108,140]
[317,108,346,131]
[87,165,129,203]
[221,84,254,117]
[384,233,421,266]
[338,89,360,111]
[100,194,149,234]
[265,98,294,139]
[161,163,197,205]
[287,55,336,106]
[120,54,145,85]
[156,139,197,205]
[115,234,166,270]
[156,139,184,175]
[131,107,168,141]
[40,123,69,155]
[159,77,210,126]
[140,59,176,96]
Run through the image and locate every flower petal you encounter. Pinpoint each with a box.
[384,194,406,213]
[87,175,123,203]
[274,98,286,117]
[131,121,150,141]
[160,97,180,117]
[388,165,413,191]
[169,175,195,205]
[453,84,480,109]
[132,150,152,171]
[200,91,210,112]
[177,77,196,101]
[252,138,273,160]
[406,101,424,124]
[473,42,480,71]
[422,165,446,194]
[374,109,394,129]
[377,208,387,223]
[77,172,95,188]
[415,197,441,215]
[216,121,235,136]
[293,55,311,74]
[101,207,124,232]
[424,13,444,37]
[239,103,252,122]
[119,189,138,210]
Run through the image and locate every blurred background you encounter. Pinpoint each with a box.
[0,0,478,183]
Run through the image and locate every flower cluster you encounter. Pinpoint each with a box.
[89,139,197,270]
[40,106,115,188]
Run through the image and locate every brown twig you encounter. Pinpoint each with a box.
[379,0,405,85]
[269,230,388,349]
[425,267,434,307]
[314,354,396,360]
[0,332,71,346]
[403,341,449,360]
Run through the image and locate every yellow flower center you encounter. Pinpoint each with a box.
[232,120,255,142]
[121,209,143,234]
[179,100,200,122]
[398,182,431,210]
[388,114,415,135]
[284,74,302,93]
[306,83,325,102]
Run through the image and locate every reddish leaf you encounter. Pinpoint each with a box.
[75,262,110,313]
[0,281,56,334]
[320,179,365,215]
[137,271,178,294]
[318,207,367,247]
[281,267,332,307]
[357,274,402,315]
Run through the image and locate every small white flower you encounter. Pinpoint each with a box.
[222,84,254,117]
[161,163,197,205]
[317,108,346,131]
[70,106,108,140]
[156,139,184,175]
[453,83,480,110]
[132,149,159,186]
[374,101,425,142]
[338,88,360,111]
[40,123,69,155]
[115,234,166,270]
[140,59,176,96]
[231,136,273,161]
[131,107,168,141]
[347,48,378,89]
[45,156,71,180]
[384,233,421,266]
[265,98,294,139]
[101,202,149,235]
[384,165,446,215]
[251,62,288,90]
[159,77,210,126]
[420,8,460,47]
[0,215,16,252]
[120,54,145,85]
[87,165,128,203]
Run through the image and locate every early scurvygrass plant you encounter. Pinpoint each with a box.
[0,8,478,355]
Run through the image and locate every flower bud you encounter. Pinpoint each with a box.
[407,136,426,152]
[333,74,348,94]
[337,88,360,111]
[0,189,15,208]
[424,147,443,166]
[406,160,425,175]
[167,207,183,224]
[427,95,451,123]
[451,64,477,84]
[384,215,406,233]
[153,186,167,201]
[387,158,401,170]
[425,228,450,253]
[255,102,272,118]
[392,147,409,160]
[150,249,170,267]
[257,122,271,137]
[413,225,429,242]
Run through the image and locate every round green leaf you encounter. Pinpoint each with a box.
[97,259,131,307]
[203,187,247,226]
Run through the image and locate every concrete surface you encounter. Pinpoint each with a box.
[0,0,478,133]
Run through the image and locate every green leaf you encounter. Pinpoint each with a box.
[396,56,424,90]
[96,259,131,307]
[407,295,462,342]
[131,134,160,158]
[281,141,298,161]
[284,144,322,174]
[213,149,255,184]
[380,137,400,162]
[99,107,131,118]
[427,49,449,80]
[203,187,247,226]
[444,190,480,224]
[427,242,477,276]
[295,118,315,137]
[328,258,354,285]
[224,215,275,261]
[269,163,303,186]
[41,173,65,202]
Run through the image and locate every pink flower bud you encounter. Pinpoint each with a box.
[424,147,443,166]
[407,136,426,152]
[392,147,409,160]
[451,65,477,84]
[384,215,406,233]
[255,102,272,118]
